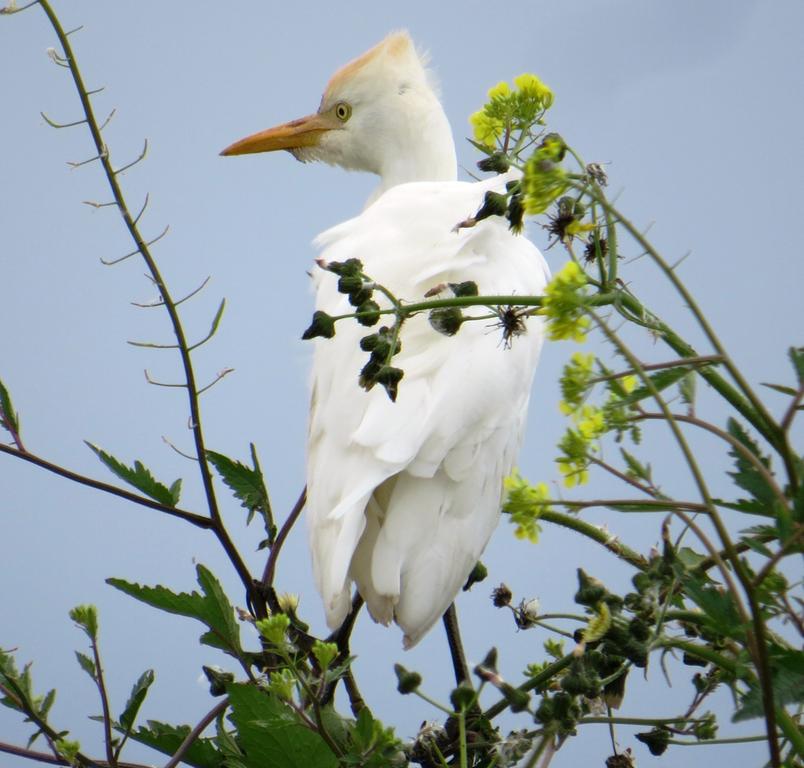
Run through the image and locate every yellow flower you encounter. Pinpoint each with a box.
[575,404,605,440]
[622,374,637,394]
[487,80,511,100]
[514,72,554,108]
[469,110,504,147]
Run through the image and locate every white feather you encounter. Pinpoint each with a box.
[307,172,549,646]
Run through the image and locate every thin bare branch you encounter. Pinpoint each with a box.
[132,192,149,226]
[144,369,187,387]
[162,698,229,768]
[40,111,86,129]
[67,147,107,168]
[175,275,212,306]
[82,199,118,209]
[0,443,213,528]
[113,138,147,175]
[261,487,306,588]
[162,435,198,462]
[197,367,235,395]
[98,107,115,131]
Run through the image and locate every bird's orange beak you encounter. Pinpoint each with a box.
[220,112,335,156]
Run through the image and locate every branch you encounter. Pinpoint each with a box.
[162,698,229,768]
[34,0,256,601]
[0,443,212,528]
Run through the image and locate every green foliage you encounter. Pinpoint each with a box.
[86,441,182,507]
[0,377,20,436]
[125,720,222,768]
[119,669,155,733]
[227,683,338,768]
[207,444,273,534]
[107,564,242,658]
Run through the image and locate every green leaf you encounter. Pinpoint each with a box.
[679,370,696,406]
[107,564,242,657]
[0,378,19,435]
[620,448,652,484]
[74,651,96,680]
[676,547,707,570]
[206,447,271,530]
[788,346,804,384]
[725,419,776,508]
[126,720,221,768]
[733,649,804,721]
[119,669,155,733]
[683,577,743,639]
[227,683,338,768]
[85,442,181,507]
[761,382,798,397]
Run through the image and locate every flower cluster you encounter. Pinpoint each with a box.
[559,352,596,414]
[469,72,554,148]
[503,470,552,542]
[522,133,569,214]
[540,261,590,342]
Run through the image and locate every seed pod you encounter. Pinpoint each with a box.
[356,299,381,327]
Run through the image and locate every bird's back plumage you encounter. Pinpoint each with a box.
[307,172,549,647]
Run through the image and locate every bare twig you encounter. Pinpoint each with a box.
[162,697,229,768]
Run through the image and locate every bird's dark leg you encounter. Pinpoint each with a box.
[442,603,471,686]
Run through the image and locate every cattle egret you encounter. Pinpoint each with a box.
[222,32,550,648]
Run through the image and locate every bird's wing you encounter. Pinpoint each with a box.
[306,175,550,636]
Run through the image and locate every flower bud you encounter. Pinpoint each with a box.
[394,663,422,694]
[356,299,381,327]
[337,274,363,294]
[635,727,670,756]
[301,311,335,340]
[325,258,362,277]
[449,682,476,711]
[475,191,509,221]
[477,152,510,174]
[348,287,373,307]
[463,560,488,591]
[429,306,464,336]
[574,569,607,607]
[449,280,479,297]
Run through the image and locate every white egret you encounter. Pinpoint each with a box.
[222,32,549,648]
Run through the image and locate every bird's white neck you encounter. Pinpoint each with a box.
[366,95,458,205]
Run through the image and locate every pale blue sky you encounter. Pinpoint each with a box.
[2,2,802,766]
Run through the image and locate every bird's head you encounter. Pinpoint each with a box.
[221,31,457,192]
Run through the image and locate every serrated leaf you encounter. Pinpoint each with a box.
[788,346,804,384]
[733,659,804,721]
[40,688,56,719]
[725,419,776,508]
[85,442,181,507]
[206,449,271,528]
[0,378,19,435]
[120,669,155,733]
[126,720,221,768]
[676,547,707,570]
[679,370,696,406]
[75,651,96,680]
[761,382,798,397]
[713,498,774,517]
[227,683,338,768]
[683,577,743,639]
[620,448,652,484]
[107,564,241,658]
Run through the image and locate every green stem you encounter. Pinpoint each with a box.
[538,509,648,570]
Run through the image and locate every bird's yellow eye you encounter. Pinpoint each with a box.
[334,102,352,122]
